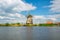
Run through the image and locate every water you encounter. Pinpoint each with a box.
[0,26,60,40]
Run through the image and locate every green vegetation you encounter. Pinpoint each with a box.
[0,23,22,27]
[0,23,59,27]
[38,24,57,26]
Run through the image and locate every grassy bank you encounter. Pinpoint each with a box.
[0,23,59,27]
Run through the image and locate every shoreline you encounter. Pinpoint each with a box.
[0,24,59,27]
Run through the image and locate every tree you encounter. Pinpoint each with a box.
[5,23,9,26]
[17,23,20,26]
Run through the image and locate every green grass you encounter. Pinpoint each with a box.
[0,23,59,27]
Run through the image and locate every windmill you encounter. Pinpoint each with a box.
[26,11,33,24]
[25,11,33,40]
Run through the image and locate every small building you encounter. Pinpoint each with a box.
[46,21,53,24]
[56,22,60,26]
[26,14,33,24]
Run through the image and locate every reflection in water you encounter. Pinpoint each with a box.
[0,27,60,40]
[26,27,32,40]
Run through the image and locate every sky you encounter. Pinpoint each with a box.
[0,0,60,24]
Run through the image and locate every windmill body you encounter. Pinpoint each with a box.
[26,14,33,24]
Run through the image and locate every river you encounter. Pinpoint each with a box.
[0,26,60,40]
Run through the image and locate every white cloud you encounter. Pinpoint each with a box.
[0,0,36,12]
[33,15,59,24]
[48,14,60,19]
[0,16,4,19]
[9,13,25,18]
[33,15,46,19]
[0,0,59,23]
[33,15,46,24]
[13,3,36,12]
[50,18,56,21]
[0,0,36,23]
[49,0,60,13]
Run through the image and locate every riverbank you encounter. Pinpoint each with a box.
[0,23,59,27]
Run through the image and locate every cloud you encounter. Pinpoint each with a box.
[0,0,59,23]
[48,14,60,19]
[33,15,46,24]
[9,13,25,18]
[0,0,36,23]
[42,0,60,23]
[0,13,27,23]
[49,0,60,13]
[33,15,46,19]
[0,0,36,12]
[33,15,58,24]
[43,0,60,13]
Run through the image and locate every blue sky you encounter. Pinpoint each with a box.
[0,0,60,23]
[22,0,51,15]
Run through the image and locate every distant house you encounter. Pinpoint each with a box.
[46,21,53,24]
[56,22,60,26]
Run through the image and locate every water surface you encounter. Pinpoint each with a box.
[0,26,60,40]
